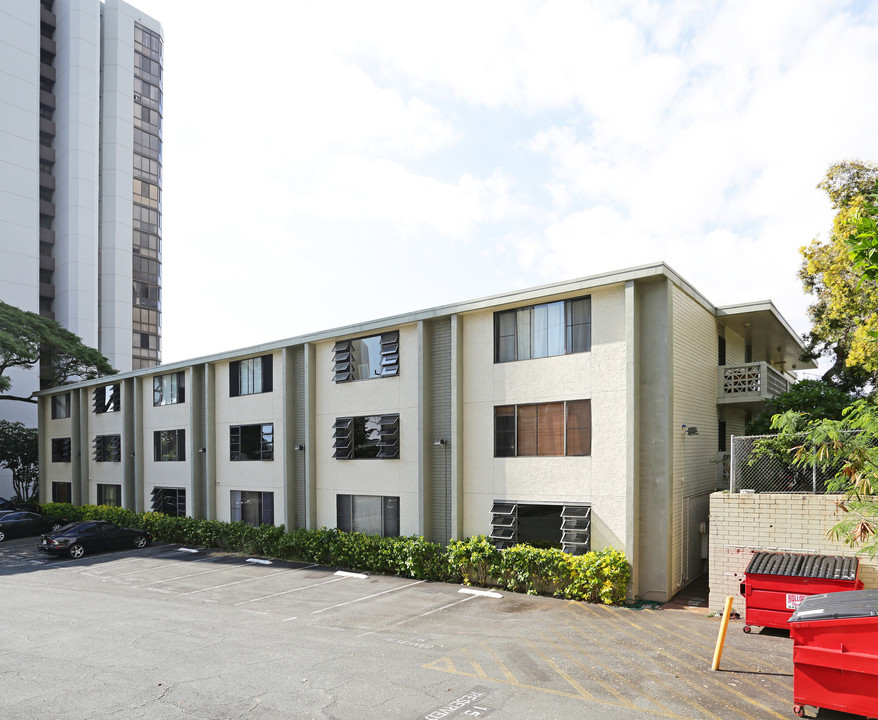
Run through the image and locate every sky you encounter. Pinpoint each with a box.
[132,0,878,372]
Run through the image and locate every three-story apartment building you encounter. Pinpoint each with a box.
[38,263,813,601]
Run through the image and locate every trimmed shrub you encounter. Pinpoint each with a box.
[37,504,630,604]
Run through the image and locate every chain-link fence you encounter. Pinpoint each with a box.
[730,433,843,494]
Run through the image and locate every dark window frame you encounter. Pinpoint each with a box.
[52,481,72,503]
[229,355,273,397]
[230,490,274,526]
[93,384,120,414]
[333,331,400,382]
[151,487,186,516]
[230,423,274,461]
[93,434,121,462]
[493,400,591,457]
[333,414,400,459]
[51,437,71,462]
[51,393,71,419]
[336,494,400,537]
[96,483,122,506]
[153,429,186,462]
[494,296,591,363]
[153,372,185,406]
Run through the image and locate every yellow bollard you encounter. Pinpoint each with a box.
[711,596,735,671]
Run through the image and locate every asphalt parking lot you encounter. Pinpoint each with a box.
[0,536,860,720]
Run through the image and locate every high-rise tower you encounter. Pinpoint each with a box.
[0,0,162,493]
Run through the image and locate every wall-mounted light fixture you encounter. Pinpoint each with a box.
[682,425,699,436]
[130,452,136,457]
[198,447,206,454]
[433,438,447,446]
[294,444,305,451]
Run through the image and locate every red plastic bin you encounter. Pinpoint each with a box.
[788,589,878,718]
[740,552,863,633]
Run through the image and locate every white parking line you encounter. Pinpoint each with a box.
[356,593,477,638]
[310,579,426,615]
[132,562,249,587]
[104,552,224,580]
[458,588,503,599]
[234,573,341,605]
[176,567,303,596]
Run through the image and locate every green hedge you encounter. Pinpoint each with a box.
[41,504,630,604]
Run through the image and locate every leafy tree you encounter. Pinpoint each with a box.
[769,403,878,556]
[799,160,878,394]
[846,180,878,279]
[746,379,854,435]
[0,300,115,403]
[0,420,39,502]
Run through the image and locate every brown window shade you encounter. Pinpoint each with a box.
[516,405,538,456]
[565,400,591,456]
[538,402,564,456]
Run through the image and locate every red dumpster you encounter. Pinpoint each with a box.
[740,552,863,633]
[788,589,878,718]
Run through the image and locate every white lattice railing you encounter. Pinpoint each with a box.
[718,362,789,402]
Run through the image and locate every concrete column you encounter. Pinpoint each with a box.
[303,343,317,529]
[450,314,463,541]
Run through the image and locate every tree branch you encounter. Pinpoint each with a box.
[0,394,37,404]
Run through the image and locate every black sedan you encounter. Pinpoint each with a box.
[0,496,39,513]
[0,512,68,541]
[39,521,151,559]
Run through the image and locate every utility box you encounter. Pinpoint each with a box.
[739,552,863,633]
[788,589,878,718]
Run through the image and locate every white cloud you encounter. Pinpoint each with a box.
[128,0,878,365]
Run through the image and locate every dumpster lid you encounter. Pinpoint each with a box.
[744,552,859,580]
[788,589,878,623]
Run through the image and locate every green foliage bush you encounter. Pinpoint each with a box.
[38,505,630,604]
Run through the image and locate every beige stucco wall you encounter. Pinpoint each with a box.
[460,284,629,552]
[214,351,285,522]
[313,324,421,535]
[709,492,878,615]
[86,384,124,503]
[140,370,191,514]
[43,394,74,490]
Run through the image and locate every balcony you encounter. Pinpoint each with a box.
[717,362,789,404]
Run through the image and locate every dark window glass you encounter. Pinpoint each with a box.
[230,490,274,526]
[93,435,121,462]
[718,419,727,452]
[718,336,726,366]
[336,494,400,537]
[566,297,592,353]
[333,414,400,459]
[153,429,185,461]
[230,423,273,461]
[52,482,71,503]
[51,393,71,419]
[494,406,516,457]
[93,385,120,413]
[51,437,71,462]
[151,487,186,516]
[97,484,122,506]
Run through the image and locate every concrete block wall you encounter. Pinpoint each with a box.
[708,492,878,614]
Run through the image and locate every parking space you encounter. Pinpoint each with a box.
[0,537,847,720]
